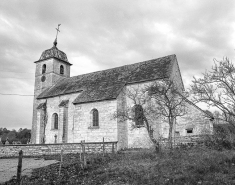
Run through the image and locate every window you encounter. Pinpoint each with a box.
[42,64,46,74]
[60,65,64,75]
[52,113,58,129]
[133,104,144,127]
[186,129,193,134]
[91,108,99,127]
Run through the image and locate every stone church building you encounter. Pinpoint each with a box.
[31,40,213,149]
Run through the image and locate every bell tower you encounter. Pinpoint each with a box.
[31,25,72,143]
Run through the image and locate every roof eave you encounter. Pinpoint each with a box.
[37,90,83,100]
[73,97,116,105]
[34,57,72,66]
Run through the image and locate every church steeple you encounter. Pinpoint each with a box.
[31,25,72,144]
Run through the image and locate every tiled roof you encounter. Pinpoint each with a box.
[59,100,69,107]
[35,45,71,65]
[37,54,177,104]
[37,102,46,109]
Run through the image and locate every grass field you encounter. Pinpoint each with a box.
[5,147,235,185]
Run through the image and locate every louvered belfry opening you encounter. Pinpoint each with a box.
[42,64,46,74]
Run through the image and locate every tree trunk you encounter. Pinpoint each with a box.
[168,117,174,149]
[143,115,160,153]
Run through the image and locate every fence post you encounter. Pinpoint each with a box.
[59,149,63,176]
[80,141,83,168]
[80,140,87,169]
[102,137,105,156]
[112,143,114,154]
[17,150,23,185]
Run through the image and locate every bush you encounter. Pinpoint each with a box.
[204,124,235,150]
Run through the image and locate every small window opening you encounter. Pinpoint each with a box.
[52,113,58,129]
[186,129,193,134]
[92,109,99,127]
[133,104,144,127]
[60,65,64,75]
[42,64,46,74]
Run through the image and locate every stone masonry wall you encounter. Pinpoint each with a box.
[72,100,118,143]
[169,57,184,92]
[0,142,118,158]
[43,93,79,144]
[160,102,213,138]
[116,87,128,149]
[40,93,118,145]
[32,58,71,144]
[125,82,159,149]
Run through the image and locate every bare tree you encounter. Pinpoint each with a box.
[147,80,188,149]
[190,58,235,127]
[114,79,188,150]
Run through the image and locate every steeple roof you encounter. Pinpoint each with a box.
[35,41,71,65]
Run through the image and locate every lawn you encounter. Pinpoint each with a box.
[4,147,235,185]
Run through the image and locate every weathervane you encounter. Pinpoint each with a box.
[53,24,61,47]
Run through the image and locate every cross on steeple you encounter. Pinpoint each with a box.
[53,24,61,47]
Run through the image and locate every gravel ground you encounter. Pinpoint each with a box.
[0,158,58,184]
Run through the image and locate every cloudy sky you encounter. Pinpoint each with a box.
[0,0,235,130]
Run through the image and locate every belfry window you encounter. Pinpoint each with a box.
[91,109,99,127]
[60,65,64,75]
[42,64,46,74]
[52,113,58,129]
[133,104,144,127]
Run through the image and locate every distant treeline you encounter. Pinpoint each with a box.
[0,128,31,144]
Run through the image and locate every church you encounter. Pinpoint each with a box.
[31,38,213,149]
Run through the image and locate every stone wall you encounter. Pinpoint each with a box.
[160,102,213,138]
[32,58,71,144]
[34,93,118,145]
[73,100,118,143]
[0,142,118,158]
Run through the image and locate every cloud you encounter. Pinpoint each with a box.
[0,0,234,129]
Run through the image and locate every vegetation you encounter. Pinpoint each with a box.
[4,147,235,185]
[0,128,31,144]
[191,58,235,126]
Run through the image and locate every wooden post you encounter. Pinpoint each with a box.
[81,140,87,169]
[102,137,105,156]
[112,143,114,154]
[17,150,23,185]
[80,140,83,168]
[59,149,63,176]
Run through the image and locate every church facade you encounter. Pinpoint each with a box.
[31,41,213,149]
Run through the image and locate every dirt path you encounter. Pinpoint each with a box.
[0,158,58,183]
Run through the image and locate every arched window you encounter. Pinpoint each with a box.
[60,65,64,75]
[42,64,46,74]
[52,113,58,129]
[133,104,144,127]
[91,109,99,127]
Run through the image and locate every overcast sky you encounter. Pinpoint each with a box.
[0,0,235,130]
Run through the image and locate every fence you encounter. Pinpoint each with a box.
[0,140,118,158]
[1,139,118,184]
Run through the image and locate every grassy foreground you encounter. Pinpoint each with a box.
[5,147,235,185]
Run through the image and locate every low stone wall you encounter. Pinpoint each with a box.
[0,141,118,158]
[160,135,210,147]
